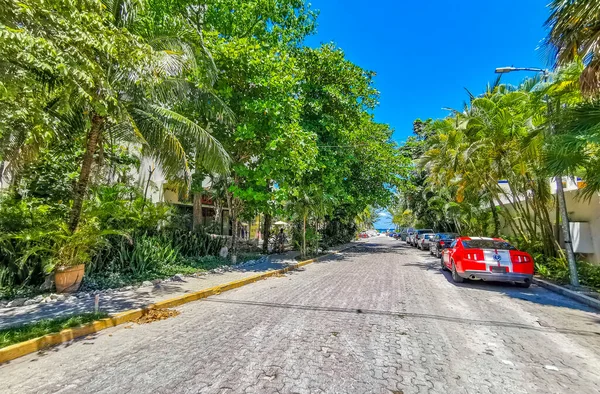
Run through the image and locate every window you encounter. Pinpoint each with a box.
[462,240,516,250]
[450,240,458,248]
[439,233,456,240]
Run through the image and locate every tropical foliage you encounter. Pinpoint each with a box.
[0,0,402,294]
[393,63,600,288]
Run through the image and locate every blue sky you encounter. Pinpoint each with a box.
[305,0,550,229]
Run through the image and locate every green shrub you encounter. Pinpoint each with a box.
[576,261,600,289]
[0,185,229,291]
[119,235,180,276]
[86,184,173,233]
[290,224,321,256]
[534,256,600,290]
[159,229,227,258]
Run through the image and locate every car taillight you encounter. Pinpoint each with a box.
[440,241,445,246]
[511,253,531,263]
[467,249,484,261]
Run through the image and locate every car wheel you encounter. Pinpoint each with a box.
[515,281,531,288]
[440,256,448,271]
[451,261,464,283]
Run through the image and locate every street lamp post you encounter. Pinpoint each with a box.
[495,66,579,287]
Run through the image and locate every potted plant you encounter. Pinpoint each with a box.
[47,220,113,293]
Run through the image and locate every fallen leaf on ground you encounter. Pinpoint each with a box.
[134,308,180,325]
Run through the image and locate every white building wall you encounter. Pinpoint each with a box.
[497,177,600,265]
[563,190,600,264]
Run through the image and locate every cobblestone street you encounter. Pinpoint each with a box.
[2,237,600,394]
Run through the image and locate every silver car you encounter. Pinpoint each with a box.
[411,229,434,247]
[418,233,436,250]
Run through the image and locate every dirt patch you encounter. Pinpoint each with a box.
[135,308,180,325]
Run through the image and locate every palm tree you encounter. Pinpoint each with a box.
[545,0,600,95]
[1,0,231,231]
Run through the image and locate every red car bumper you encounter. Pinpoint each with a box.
[457,259,533,283]
[461,270,533,283]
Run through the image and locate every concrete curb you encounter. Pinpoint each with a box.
[0,244,356,364]
[532,277,600,311]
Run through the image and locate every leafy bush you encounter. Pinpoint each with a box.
[534,257,600,290]
[0,195,100,287]
[161,230,227,257]
[117,235,180,276]
[321,218,356,247]
[290,224,321,256]
[82,254,261,291]
[575,261,600,289]
[86,184,173,233]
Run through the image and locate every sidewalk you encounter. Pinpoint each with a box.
[0,251,303,330]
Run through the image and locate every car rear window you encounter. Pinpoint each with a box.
[462,240,516,250]
[439,233,457,239]
[424,234,434,239]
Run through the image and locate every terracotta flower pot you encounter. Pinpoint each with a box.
[55,264,85,293]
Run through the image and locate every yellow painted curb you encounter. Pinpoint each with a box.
[0,245,354,364]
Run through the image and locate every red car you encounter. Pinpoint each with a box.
[441,237,534,288]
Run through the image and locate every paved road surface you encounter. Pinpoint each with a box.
[2,237,600,394]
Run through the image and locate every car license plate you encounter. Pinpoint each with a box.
[491,266,507,273]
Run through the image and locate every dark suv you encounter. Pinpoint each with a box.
[429,233,459,257]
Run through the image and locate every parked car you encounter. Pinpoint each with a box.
[429,233,459,257]
[441,237,534,287]
[399,228,412,241]
[358,232,369,239]
[394,228,403,238]
[417,233,435,250]
[411,229,434,247]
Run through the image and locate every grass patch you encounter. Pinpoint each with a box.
[0,312,108,349]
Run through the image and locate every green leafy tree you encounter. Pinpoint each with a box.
[1,0,230,233]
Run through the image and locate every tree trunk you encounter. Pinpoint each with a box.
[225,179,238,264]
[262,212,272,254]
[303,213,307,258]
[489,197,499,237]
[69,114,104,232]
[141,166,155,215]
[315,218,319,255]
[193,192,204,231]
[555,194,561,243]
[555,177,579,287]
[231,214,238,264]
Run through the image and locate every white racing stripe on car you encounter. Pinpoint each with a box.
[482,249,513,273]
